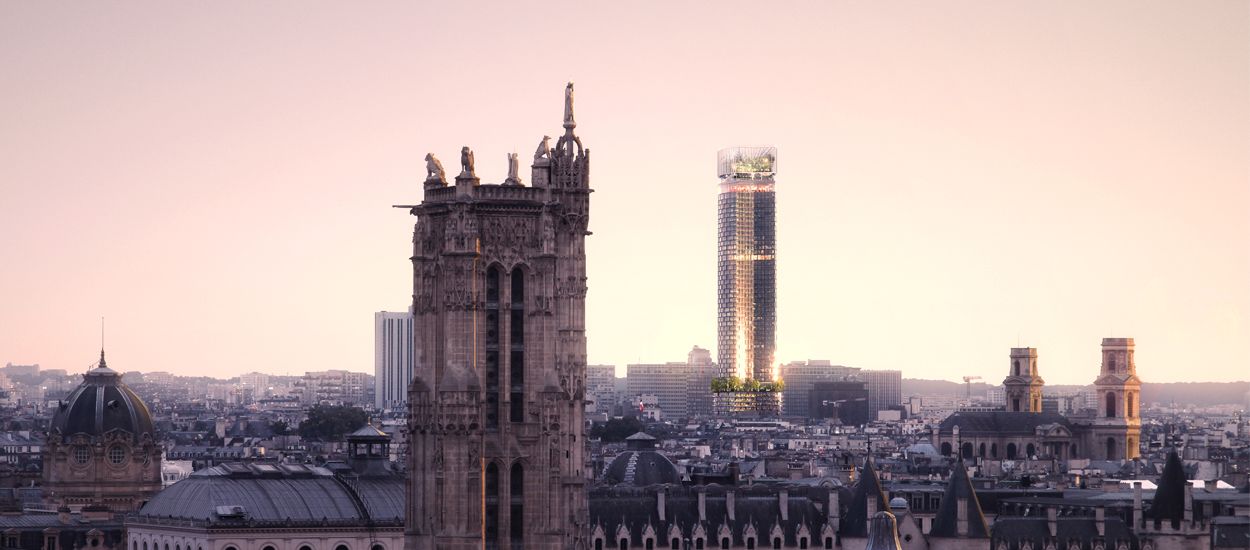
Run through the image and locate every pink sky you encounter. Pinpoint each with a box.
[1,2,1246,384]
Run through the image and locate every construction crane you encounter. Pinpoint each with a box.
[963,375,982,399]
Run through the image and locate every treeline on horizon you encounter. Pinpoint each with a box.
[902,379,1250,407]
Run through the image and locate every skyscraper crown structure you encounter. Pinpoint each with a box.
[716,147,778,415]
[400,83,590,550]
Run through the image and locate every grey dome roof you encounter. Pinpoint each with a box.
[48,353,154,441]
[138,463,404,524]
[601,433,679,487]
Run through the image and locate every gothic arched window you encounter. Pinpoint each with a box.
[485,266,501,428]
[509,268,526,423]
[485,462,500,549]
[1013,360,1020,376]
[1106,393,1116,418]
[510,462,525,547]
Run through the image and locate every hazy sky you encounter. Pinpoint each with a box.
[1,2,1246,384]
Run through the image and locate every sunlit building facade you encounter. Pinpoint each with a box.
[716,147,777,385]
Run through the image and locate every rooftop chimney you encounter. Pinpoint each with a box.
[657,488,666,520]
[956,497,968,537]
[698,488,707,522]
[1183,483,1193,525]
[1132,482,1143,529]
[828,489,840,524]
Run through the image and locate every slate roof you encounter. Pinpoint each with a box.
[1146,450,1186,524]
[937,411,1071,435]
[839,457,888,538]
[602,449,681,487]
[48,357,154,441]
[991,516,1138,549]
[589,484,830,548]
[928,460,989,538]
[136,462,403,525]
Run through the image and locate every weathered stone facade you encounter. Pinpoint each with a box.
[1086,338,1142,461]
[403,84,591,550]
[42,353,162,513]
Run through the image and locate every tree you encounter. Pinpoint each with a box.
[271,420,290,436]
[590,417,644,443]
[298,404,368,441]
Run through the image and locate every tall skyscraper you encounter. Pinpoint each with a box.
[863,369,902,419]
[375,309,414,410]
[686,345,716,418]
[716,146,777,385]
[402,84,590,550]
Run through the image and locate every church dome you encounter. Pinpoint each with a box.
[48,352,154,442]
[601,432,680,487]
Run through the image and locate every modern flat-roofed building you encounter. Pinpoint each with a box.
[374,309,414,410]
[780,360,861,418]
[864,369,902,419]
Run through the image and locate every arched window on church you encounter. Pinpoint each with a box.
[1105,393,1116,418]
[990,443,998,458]
[485,462,500,550]
[671,538,680,550]
[1108,355,1117,372]
[1127,392,1135,417]
[1012,360,1020,376]
[509,268,526,423]
[940,442,951,456]
[510,462,525,548]
[1106,437,1117,460]
[961,442,973,459]
[1006,443,1017,460]
[978,443,986,457]
[485,265,501,428]
[1026,443,1036,458]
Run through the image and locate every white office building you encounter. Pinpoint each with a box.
[375,309,414,410]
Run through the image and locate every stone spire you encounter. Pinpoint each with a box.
[929,458,989,538]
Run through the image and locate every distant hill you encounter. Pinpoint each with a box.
[902,379,1249,407]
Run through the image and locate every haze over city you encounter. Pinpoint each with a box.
[1,2,1246,384]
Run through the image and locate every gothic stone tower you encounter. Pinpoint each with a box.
[403,83,590,550]
[1088,337,1142,460]
[1002,347,1044,412]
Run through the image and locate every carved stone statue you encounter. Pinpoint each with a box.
[505,153,522,185]
[459,146,475,178]
[424,153,446,184]
[533,135,551,164]
[563,82,575,128]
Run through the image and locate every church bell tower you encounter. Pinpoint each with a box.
[1002,347,1043,412]
[1088,337,1142,460]
[402,83,590,550]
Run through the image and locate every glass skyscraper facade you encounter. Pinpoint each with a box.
[716,146,777,384]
